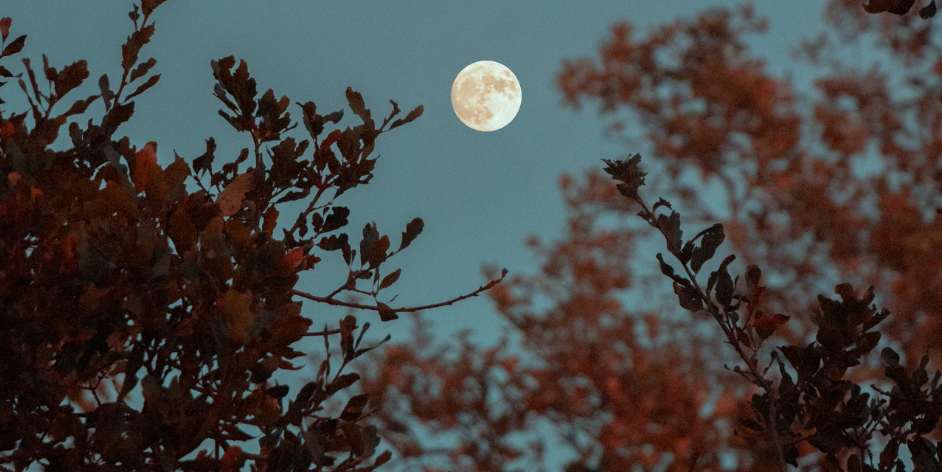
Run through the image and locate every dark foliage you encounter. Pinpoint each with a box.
[0,4,501,471]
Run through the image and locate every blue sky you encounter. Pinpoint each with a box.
[5,0,824,383]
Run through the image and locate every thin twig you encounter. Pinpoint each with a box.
[289,269,507,315]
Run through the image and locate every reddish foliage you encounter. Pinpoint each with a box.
[0,3,500,471]
[359,2,942,472]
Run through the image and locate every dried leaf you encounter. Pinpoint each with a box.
[346,86,370,122]
[389,105,424,130]
[753,312,790,339]
[99,74,114,111]
[0,17,10,42]
[399,217,424,251]
[377,302,397,321]
[379,268,401,290]
[691,224,725,274]
[1,35,26,58]
[340,394,369,421]
[133,141,159,193]
[124,73,160,102]
[863,0,915,14]
[130,57,156,83]
[921,0,939,17]
[53,60,88,98]
[217,172,255,217]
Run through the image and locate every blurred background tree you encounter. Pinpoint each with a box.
[361,1,942,471]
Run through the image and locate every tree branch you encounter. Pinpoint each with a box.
[289,268,508,315]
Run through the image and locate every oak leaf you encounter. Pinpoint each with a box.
[217,172,255,217]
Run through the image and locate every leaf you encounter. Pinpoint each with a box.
[340,394,369,421]
[220,445,243,471]
[690,224,725,274]
[360,222,380,267]
[121,25,154,72]
[377,302,397,321]
[124,73,160,102]
[321,206,350,233]
[673,281,703,312]
[399,217,424,251]
[379,268,401,290]
[921,0,937,17]
[1,35,26,58]
[658,210,683,254]
[53,60,88,98]
[133,141,159,193]
[327,373,361,395]
[141,0,169,17]
[714,268,735,307]
[217,172,255,217]
[128,4,140,23]
[863,0,916,14]
[881,347,900,367]
[262,206,279,235]
[60,94,98,118]
[753,312,790,339]
[0,17,10,42]
[602,154,646,200]
[141,374,161,403]
[857,330,881,355]
[655,253,687,287]
[130,57,156,83]
[191,137,217,175]
[283,247,303,270]
[373,450,392,467]
[317,233,348,252]
[222,288,255,344]
[346,87,370,122]
[102,101,135,134]
[651,197,672,214]
[389,105,424,130]
[266,384,290,399]
[745,264,762,293]
[847,454,862,472]
[99,74,114,111]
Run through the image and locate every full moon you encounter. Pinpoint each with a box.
[451,61,522,132]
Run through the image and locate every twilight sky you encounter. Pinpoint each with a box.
[4,0,825,348]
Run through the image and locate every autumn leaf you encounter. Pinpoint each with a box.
[217,172,255,217]
[0,34,25,58]
[863,0,916,14]
[379,268,401,290]
[132,141,159,193]
[220,445,243,472]
[921,0,937,17]
[262,206,279,234]
[283,247,303,270]
[0,121,13,139]
[752,311,790,339]
[0,17,10,42]
[221,288,255,344]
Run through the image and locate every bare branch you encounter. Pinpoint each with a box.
[289,269,508,315]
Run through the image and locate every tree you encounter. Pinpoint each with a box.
[360,2,942,471]
[0,3,505,471]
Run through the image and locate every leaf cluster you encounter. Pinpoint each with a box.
[605,153,942,471]
[0,4,497,471]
